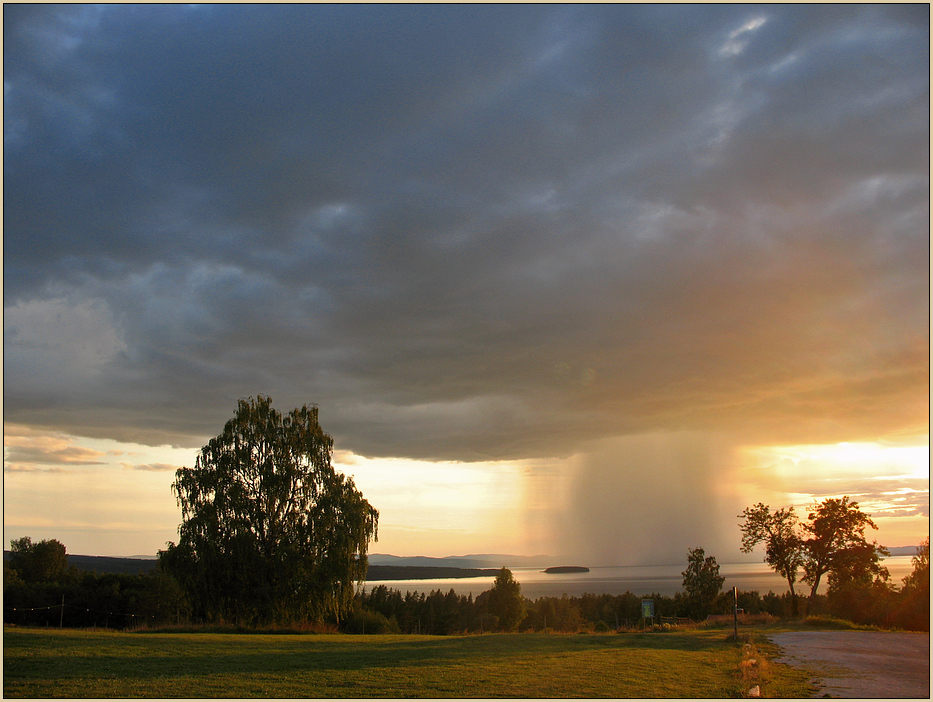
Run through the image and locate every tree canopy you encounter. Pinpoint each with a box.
[896,539,930,629]
[738,503,804,612]
[8,537,68,583]
[739,496,890,612]
[902,538,929,594]
[486,567,526,631]
[160,396,378,626]
[801,496,888,602]
[681,547,724,620]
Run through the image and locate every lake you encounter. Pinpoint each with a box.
[365,555,917,599]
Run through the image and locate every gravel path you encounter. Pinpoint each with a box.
[769,630,930,698]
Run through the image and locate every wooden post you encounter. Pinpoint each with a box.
[732,587,738,641]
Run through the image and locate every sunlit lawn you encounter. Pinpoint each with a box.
[3,625,815,698]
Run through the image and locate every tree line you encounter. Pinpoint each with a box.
[350,583,809,635]
[6,537,928,632]
[4,537,189,629]
[0,541,810,632]
[358,536,930,633]
[4,398,928,633]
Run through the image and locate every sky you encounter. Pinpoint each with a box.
[4,4,929,565]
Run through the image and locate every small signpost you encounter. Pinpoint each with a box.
[641,599,654,628]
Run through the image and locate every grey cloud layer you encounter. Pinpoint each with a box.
[4,4,928,458]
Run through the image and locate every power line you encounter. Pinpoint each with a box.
[5,602,141,618]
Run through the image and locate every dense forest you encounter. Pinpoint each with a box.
[4,540,928,633]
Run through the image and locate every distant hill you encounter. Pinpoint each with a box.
[368,553,556,568]
[885,545,923,557]
[1,552,508,580]
[1,552,159,575]
[67,554,158,574]
[366,565,499,581]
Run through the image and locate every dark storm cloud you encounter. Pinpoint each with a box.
[4,4,929,459]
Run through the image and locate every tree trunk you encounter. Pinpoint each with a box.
[807,575,822,615]
[785,577,798,616]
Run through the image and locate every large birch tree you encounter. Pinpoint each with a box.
[160,396,378,626]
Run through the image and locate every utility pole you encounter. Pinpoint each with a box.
[60,594,64,628]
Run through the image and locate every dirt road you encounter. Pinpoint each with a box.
[769,630,930,698]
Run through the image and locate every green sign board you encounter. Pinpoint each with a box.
[641,599,654,619]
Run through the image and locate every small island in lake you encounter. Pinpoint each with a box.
[544,566,590,574]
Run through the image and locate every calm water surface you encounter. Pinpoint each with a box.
[365,555,916,599]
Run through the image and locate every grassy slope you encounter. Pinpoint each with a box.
[3,626,815,698]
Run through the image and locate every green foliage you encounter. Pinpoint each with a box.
[741,497,893,618]
[485,567,527,631]
[4,559,24,588]
[359,586,696,634]
[354,555,931,635]
[529,595,585,631]
[7,532,929,634]
[4,568,189,629]
[824,538,930,631]
[891,539,930,631]
[160,396,378,626]
[738,503,805,611]
[8,537,70,583]
[739,498,928,630]
[344,604,400,635]
[824,572,895,626]
[681,547,725,620]
[802,615,880,630]
[801,496,888,606]
[901,538,929,593]
[760,591,808,618]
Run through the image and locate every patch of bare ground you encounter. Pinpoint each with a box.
[769,630,930,698]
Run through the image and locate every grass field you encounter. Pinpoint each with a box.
[3,625,816,698]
